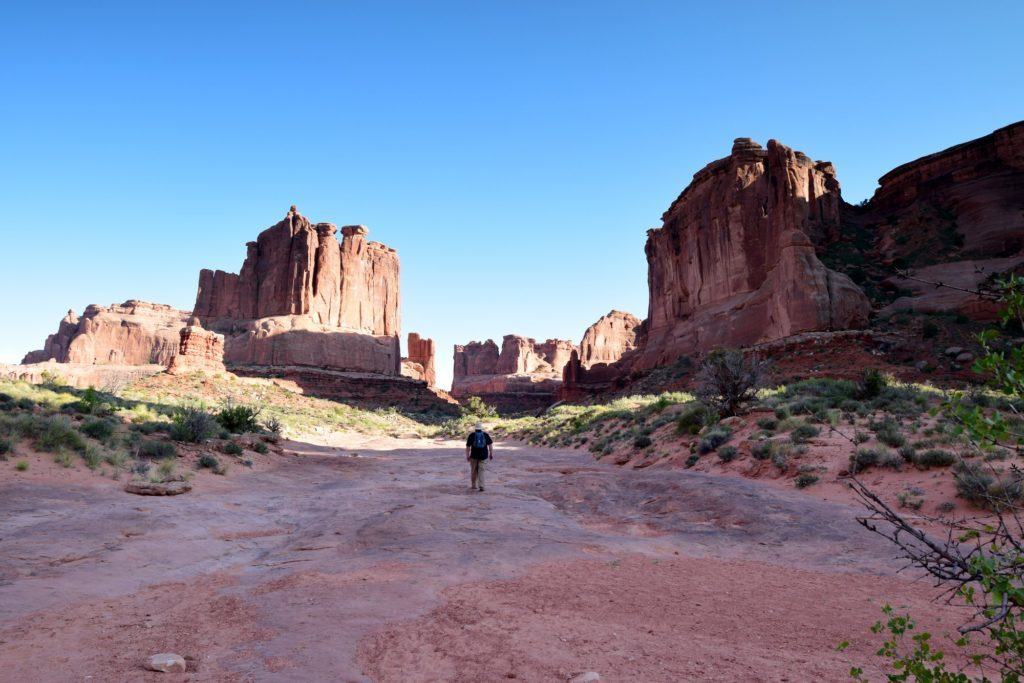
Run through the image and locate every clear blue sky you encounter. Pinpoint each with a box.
[2,2,1022,390]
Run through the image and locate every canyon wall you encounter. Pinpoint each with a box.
[22,301,190,366]
[451,335,577,412]
[401,332,436,388]
[635,137,871,370]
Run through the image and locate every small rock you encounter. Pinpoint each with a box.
[944,346,964,356]
[955,352,975,363]
[145,653,186,673]
[124,481,192,496]
[569,673,601,683]
[914,360,930,371]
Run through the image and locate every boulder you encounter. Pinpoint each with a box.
[124,480,193,496]
[145,653,187,673]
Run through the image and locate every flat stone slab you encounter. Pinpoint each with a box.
[124,480,192,496]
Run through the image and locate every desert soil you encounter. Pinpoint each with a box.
[0,435,971,681]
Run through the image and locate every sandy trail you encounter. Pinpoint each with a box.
[0,437,966,681]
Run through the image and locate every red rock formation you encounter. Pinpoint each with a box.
[451,335,577,412]
[194,208,399,336]
[401,333,436,387]
[166,320,226,375]
[868,121,1024,258]
[192,207,402,377]
[578,310,641,368]
[22,301,190,366]
[637,137,870,369]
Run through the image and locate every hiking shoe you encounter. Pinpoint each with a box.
[478,487,485,492]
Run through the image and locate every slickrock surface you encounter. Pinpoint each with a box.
[22,301,190,366]
[0,434,963,681]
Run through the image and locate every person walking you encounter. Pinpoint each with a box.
[465,421,493,491]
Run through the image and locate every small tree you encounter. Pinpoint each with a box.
[695,348,769,416]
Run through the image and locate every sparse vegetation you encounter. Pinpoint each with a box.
[698,426,732,454]
[223,441,244,456]
[696,348,769,416]
[717,445,738,462]
[170,407,220,443]
[216,401,262,433]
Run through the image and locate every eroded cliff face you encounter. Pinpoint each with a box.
[192,207,402,376]
[22,301,190,366]
[401,332,437,388]
[578,310,641,369]
[451,335,578,412]
[637,137,870,369]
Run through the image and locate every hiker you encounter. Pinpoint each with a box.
[465,421,493,491]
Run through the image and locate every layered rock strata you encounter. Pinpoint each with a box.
[22,301,190,366]
[166,320,227,375]
[401,333,437,388]
[452,335,578,412]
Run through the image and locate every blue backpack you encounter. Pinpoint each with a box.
[473,430,487,449]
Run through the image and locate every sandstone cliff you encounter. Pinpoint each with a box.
[401,332,437,388]
[192,207,402,377]
[578,310,641,368]
[636,137,871,369]
[166,320,227,376]
[22,301,190,366]
[452,335,578,412]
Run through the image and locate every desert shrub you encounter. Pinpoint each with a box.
[774,405,791,420]
[154,459,176,482]
[756,417,777,431]
[771,449,789,471]
[263,416,283,437]
[34,417,86,453]
[915,449,956,469]
[953,461,996,505]
[138,439,176,459]
[81,418,115,441]
[170,407,219,443]
[795,473,819,488]
[849,447,900,474]
[198,453,220,469]
[460,396,498,419]
[684,453,700,468]
[15,397,35,411]
[53,450,75,468]
[751,440,774,460]
[104,449,129,469]
[852,430,870,444]
[698,426,732,454]
[216,402,262,433]
[252,441,269,454]
[0,437,10,457]
[696,349,768,416]
[81,445,103,470]
[789,423,820,444]
[675,402,711,435]
[223,441,244,456]
[897,488,924,510]
[633,434,652,449]
[856,369,886,400]
[921,319,939,338]
[15,460,28,471]
[717,445,738,462]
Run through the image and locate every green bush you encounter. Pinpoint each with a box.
[684,453,700,468]
[138,439,177,459]
[81,418,115,441]
[675,402,710,435]
[216,402,262,433]
[35,417,86,453]
[0,437,10,457]
[915,449,956,469]
[756,417,777,431]
[633,434,652,449]
[54,450,75,468]
[856,369,886,400]
[461,395,498,419]
[15,460,28,471]
[717,445,738,462]
[850,447,901,474]
[198,453,220,469]
[751,441,774,460]
[223,441,244,456]
[789,423,820,444]
[795,473,819,488]
[954,462,996,505]
[170,407,219,443]
[252,441,269,454]
[774,405,791,420]
[698,426,732,454]
[81,445,103,470]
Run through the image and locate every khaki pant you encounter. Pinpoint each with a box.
[470,458,486,489]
